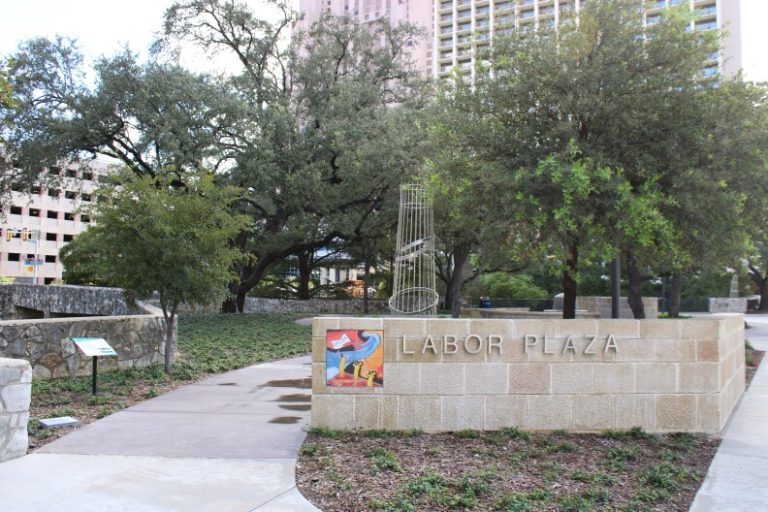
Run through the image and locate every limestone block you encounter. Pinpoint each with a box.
[383,396,399,430]
[485,396,526,430]
[441,396,485,431]
[340,318,384,332]
[554,319,598,338]
[525,396,571,431]
[656,395,696,431]
[513,320,556,339]
[310,395,355,430]
[508,364,551,394]
[1,426,28,462]
[654,338,695,363]
[382,318,427,339]
[442,334,492,363]
[0,416,8,439]
[0,365,22,385]
[696,394,721,432]
[420,364,465,395]
[679,363,720,394]
[614,339,654,363]
[469,319,518,340]
[635,363,677,393]
[0,384,31,413]
[614,395,656,431]
[696,339,720,363]
[681,319,719,340]
[526,336,573,363]
[383,336,399,363]
[465,363,508,395]
[571,395,613,431]
[399,335,442,364]
[593,364,636,394]
[398,396,441,432]
[312,362,327,394]
[311,336,326,363]
[384,363,421,395]
[425,319,470,339]
[486,336,525,364]
[597,320,640,338]
[551,364,594,394]
[640,320,681,339]
[311,317,339,338]
[354,396,383,430]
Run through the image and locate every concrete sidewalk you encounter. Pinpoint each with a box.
[0,355,321,512]
[690,314,768,511]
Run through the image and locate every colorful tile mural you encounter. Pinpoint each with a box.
[326,329,384,387]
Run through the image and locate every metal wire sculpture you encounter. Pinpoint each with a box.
[389,184,438,316]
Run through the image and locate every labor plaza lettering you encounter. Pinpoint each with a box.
[401,333,619,356]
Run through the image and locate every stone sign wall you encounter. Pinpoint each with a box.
[311,315,745,434]
[0,303,171,379]
[0,358,31,462]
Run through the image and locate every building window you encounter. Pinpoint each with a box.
[695,20,717,31]
[47,211,58,219]
[44,278,55,284]
[81,194,92,202]
[8,253,20,262]
[64,212,75,221]
[29,208,40,217]
[48,189,60,198]
[65,169,77,178]
[45,255,56,263]
[31,187,41,195]
[65,191,77,200]
[10,206,22,215]
[82,171,93,181]
[63,234,74,242]
[81,215,91,223]
[46,233,57,241]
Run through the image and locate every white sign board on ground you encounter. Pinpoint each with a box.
[71,337,117,357]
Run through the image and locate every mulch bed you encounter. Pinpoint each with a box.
[297,429,719,511]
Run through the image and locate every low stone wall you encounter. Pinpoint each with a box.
[0,358,31,462]
[0,284,134,319]
[465,308,599,319]
[574,296,659,319]
[311,315,744,434]
[243,298,390,314]
[0,303,172,379]
[709,298,747,314]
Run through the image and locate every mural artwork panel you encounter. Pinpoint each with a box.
[326,329,384,387]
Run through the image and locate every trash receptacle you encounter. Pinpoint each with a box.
[480,298,492,309]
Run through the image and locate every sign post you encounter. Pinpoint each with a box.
[71,337,117,395]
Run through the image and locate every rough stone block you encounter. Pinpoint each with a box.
[654,338,695,362]
[39,416,80,429]
[551,364,594,394]
[682,319,719,340]
[312,362,327,394]
[383,396,399,430]
[354,396,383,430]
[554,319,598,338]
[635,363,677,393]
[679,363,720,393]
[384,363,421,395]
[509,364,551,394]
[696,339,720,363]
[311,395,355,430]
[514,320,555,339]
[485,396,526,430]
[593,364,636,394]
[425,319,470,338]
[640,320,681,339]
[442,334,492,363]
[469,319,518,340]
[0,365,22,385]
[0,384,31,413]
[656,395,696,431]
[465,363,508,395]
[311,336,326,363]
[399,335,442,364]
[442,396,485,431]
[398,396,441,432]
[571,395,613,431]
[311,317,339,338]
[525,396,571,431]
[696,395,721,432]
[526,336,572,363]
[486,337,525,364]
[339,318,384,332]
[614,339,654,363]
[614,395,656,431]
[383,336,399,363]
[420,364,465,395]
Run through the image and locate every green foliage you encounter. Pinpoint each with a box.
[477,273,549,300]
[365,447,403,473]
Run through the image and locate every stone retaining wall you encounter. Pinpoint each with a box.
[0,284,134,319]
[574,296,659,319]
[243,298,389,314]
[0,358,31,462]
[311,315,744,434]
[709,298,747,314]
[0,303,172,379]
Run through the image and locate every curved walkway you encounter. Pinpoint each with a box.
[0,355,320,512]
[690,314,768,511]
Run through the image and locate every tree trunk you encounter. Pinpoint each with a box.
[296,252,312,300]
[625,252,646,319]
[450,245,471,318]
[760,280,768,312]
[562,242,578,319]
[362,258,371,314]
[669,272,683,317]
[221,281,240,313]
[163,304,177,374]
[236,291,246,313]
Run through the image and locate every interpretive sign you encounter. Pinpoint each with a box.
[71,337,117,357]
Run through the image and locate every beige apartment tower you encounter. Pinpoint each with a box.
[297,0,743,80]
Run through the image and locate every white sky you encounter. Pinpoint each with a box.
[0,0,766,80]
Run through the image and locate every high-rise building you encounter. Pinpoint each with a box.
[297,1,743,80]
[295,0,435,76]
[0,161,111,284]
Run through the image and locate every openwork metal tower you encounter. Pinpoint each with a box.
[389,184,438,316]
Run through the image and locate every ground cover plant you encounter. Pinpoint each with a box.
[297,428,719,512]
[27,312,310,449]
